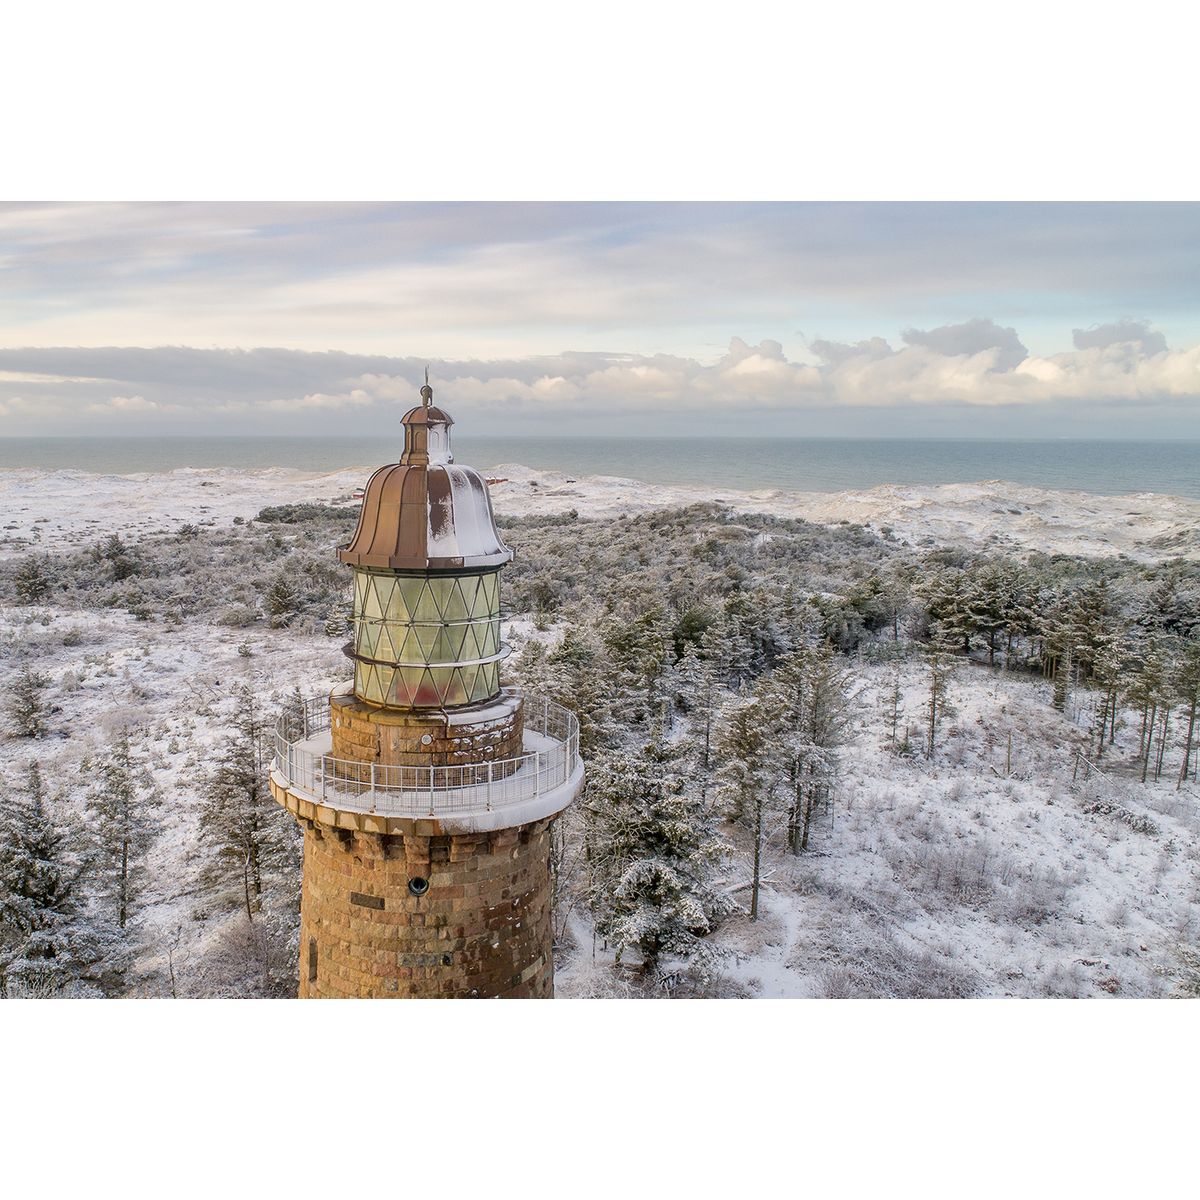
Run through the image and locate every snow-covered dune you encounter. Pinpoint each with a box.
[2,463,1197,562]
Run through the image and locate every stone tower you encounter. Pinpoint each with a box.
[269,376,583,998]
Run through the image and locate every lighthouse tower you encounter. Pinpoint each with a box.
[269,376,583,998]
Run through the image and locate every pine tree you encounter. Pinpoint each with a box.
[675,640,721,772]
[1052,645,1072,713]
[1091,633,1128,758]
[585,732,731,975]
[715,695,777,920]
[966,561,1034,668]
[919,567,973,656]
[0,763,87,996]
[544,621,619,754]
[281,686,306,742]
[14,557,51,605]
[601,604,672,725]
[264,572,300,627]
[7,666,50,738]
[99,532,138,580]
[760,643,854,854]
[883,665,905,751]
[923,620,959,760]
[1175,635,1200,790]
[85,731,161,929]
[323,605,349,638]
[199,686,290,919]
[1126,637,1170,784]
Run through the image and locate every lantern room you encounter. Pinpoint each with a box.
[338,377,513,710]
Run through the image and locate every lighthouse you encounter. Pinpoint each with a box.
[269,375,584,998]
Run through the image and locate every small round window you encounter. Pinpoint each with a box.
[408,876,430,897]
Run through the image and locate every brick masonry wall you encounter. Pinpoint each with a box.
[330,688,524,774]
[298,820,555,999]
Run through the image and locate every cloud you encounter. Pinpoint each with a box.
[2,202,1200,357]
[1072,318,1168,354]
[1,323,1197,436]
[85,394,181,414]
[810,336,893,365]
[901,318,1028,371]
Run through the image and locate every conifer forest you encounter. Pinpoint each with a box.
[1,501,1198,998]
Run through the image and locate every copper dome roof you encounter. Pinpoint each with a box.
[339,379,512,572]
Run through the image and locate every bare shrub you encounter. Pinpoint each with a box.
[1035,962,1087,998]
[556,957,645,999]
[945,778,969,802]
[894,839,1008,908]
[816,932,978,999]
[185,913,296,998]
[1001,866,1073,926]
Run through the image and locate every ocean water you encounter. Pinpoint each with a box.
[0,436,1196,499]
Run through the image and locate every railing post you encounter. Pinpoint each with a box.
[370,761,376,812]
[487,760,493,811]
[320,755,327,802]
[534,750,541,801]
[429,765,435,817]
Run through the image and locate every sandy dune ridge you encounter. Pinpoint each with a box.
[1,462,1197,562]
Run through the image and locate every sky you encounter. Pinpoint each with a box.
[1,201,1198,439]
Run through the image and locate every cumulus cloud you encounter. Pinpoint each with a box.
[1072,318,1168,354]
[1,323,1197,435]
[901,318,1028,371]
[810,336,893,365]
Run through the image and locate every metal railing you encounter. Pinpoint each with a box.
[273,693,580,818]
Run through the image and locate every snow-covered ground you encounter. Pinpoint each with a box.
[0,603,348,995]
[555,659,1200,999]
[2,464,1198,561]
[3,465,1198,997]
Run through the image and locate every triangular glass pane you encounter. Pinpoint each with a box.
[478,621,498,657]
[374,577,394,620]
[478,663,498,699]
[413,581,441,622]
[386,627,410,664]
[428,578,451,621]
[455,663,477,700]
[466,573,481,613]
[412,668,439,707]
[444,624,470,662]
[412,623,440,662]
[442,578,470,622]
[480,572,498,614]
[396,578,422,621]
[389,667,413,707]
[360,574,382,619]
[357,621,376,659]
[442,668,468,707]
[465,624,480,660]
[376,621,397,661]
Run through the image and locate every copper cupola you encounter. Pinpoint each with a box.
[340,376,511,571]
[339,374,511,709]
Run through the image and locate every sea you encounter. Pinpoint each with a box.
[0,436,1196,499]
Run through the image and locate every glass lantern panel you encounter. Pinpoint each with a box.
[441,578,471,622]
